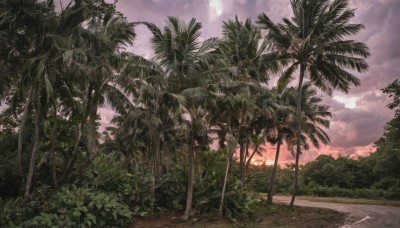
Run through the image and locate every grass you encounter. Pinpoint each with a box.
[298,195,400,207]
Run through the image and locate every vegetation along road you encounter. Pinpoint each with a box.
[274,196,400,227]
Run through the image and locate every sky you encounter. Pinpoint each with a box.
[64,0,400,164]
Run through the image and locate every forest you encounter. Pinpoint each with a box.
[0,0,398,227]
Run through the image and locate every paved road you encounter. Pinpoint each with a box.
[273,196,400,227]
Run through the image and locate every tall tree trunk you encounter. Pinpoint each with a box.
[239,139,246,186]
[150,153,156,214]
[267,139,281,204]
[150,135,161,214]
[242,140,249,183]
[24,112,41,199]
[290,64,305,207]
[219,133,237,217]
[60,85,93,183]
[182,143,195,221]
[87,89,100,157]
[245,142,261,171]
[18,88,33,178]
[219,152,231,217]
[50,122,58,190]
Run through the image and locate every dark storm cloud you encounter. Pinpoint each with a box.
[325,91,394,148]
[346,0,400,95]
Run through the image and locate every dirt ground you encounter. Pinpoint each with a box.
[130,204,345,228]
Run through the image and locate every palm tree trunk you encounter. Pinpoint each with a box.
[182,143,195,221]
[150,135,161,214]
[219,133,236,217]
[290,64,305,207]
[242,141,249,182]
[60,85,93,183]
[245,142,261,171]
[267,140,281,204]
[50,123,58,190]
[150,154,156,214]
[239,140,246,186]
[219,152,231,217]
[18,88,33,178]
[87,89,99,157]
[24,112,41,199]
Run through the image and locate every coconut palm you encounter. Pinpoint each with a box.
[266,86,296,204]
[143,16,218,220]
[114,53,189,213]
[266,83,331,204]
[213,16,282,185]
[257,0,369,206]
[59,1,136,183]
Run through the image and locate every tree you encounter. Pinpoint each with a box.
[213,17,280,185]
[257,0,369,206]
[111,53,187,213]
[266,82,331,203]
[372,79,400,182]
[59,1,136,183]
[143,17,218,220]
[0,0,91,198]
[266,86,296,203]
[0,0,136,198]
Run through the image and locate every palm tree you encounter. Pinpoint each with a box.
[59,1,136,183]
[266,86,296,204]
[115,53,189,213]
[257,0,369,206]
[143,17,218,220]
[266,83,331,204]
[213,17,280,185]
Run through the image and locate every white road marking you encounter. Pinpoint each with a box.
[353,215,370,224]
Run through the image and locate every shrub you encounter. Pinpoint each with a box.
[156,164,187,211]
[0,197,40,227]
[353,188,384,199]
[223,187,257,219]
[306,184,386,199]
[24,186,133,227]
[384,187,400,200]
[85,153,131,193]
[383,180,400,200]
[84,152,152,215]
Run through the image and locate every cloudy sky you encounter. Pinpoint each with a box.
[76,0,399,164]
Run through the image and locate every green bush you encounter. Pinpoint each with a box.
[246,165,270,193]
[23,186,133,227]
[84,152,151,215]
[307,184,386,199]
[353,188,384,198]
[384,187,400,200]
[223,188,257,219]
[0,197,40,227]
[156,164,187,210]
[85,153,131,193]
[373,178,399,190]
[383,180,400,200]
